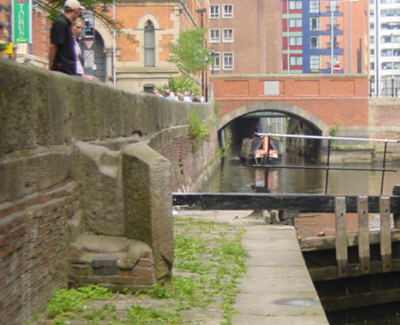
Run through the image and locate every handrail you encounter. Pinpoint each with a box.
[256,132,399,143]
[254,133,399,195]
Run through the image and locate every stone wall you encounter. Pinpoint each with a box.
[0,58,219,324]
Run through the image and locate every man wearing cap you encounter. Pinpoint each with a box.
[49,0,84,75]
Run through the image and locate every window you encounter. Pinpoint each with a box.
[382,49,393,56]
[382,62,393,70]
[144,20,155,67]
[310,17,319,31]
[222,29,233,42]
[310,36,319,49]
[310,55,320,70]
[211,52,220,71]
[310,0,319,13]
[382,23,400,30]
[143,85,155,93]
[289,36,302,46]
[210,5,220,18]
[223,4,233,18]
[290,56,303,66]
[210,29,220,43]
[289,18,302,28]
[381,9,400,16]
[223,53,234,70]
[289,0,302,10]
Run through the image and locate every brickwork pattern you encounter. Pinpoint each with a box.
[0,182,79,325]
[369,103,400,141]
[69,254,156,291]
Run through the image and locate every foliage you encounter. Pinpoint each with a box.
[46,0,114,26]
[329,124,339,137]
[157,75,200,96]
[329,123,340,148]
[189,111,208,141]
[168,28,214,74]
[0,42,8,52]
[126,306,182,324]
[45,285,112,318]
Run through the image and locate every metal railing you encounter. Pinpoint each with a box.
[255,133,398,195]
[369,78,400,97]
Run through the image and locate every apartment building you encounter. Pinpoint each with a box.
[208,0,282,74]
[282,0,369,75]
[370,0,400,97]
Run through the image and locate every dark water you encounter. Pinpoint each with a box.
[203,151,400,196]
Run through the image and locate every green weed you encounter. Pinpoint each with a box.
[37,218,247,325]
[125,305,182,324]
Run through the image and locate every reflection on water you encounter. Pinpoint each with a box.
[203,151,400,196]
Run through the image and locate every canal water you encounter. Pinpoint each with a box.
[203,150,400,196]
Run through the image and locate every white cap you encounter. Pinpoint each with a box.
[64,0,84,10]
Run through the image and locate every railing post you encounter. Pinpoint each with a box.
[335,197,347,278]
[325,139,332,194]
[380,196,392,273]
[357,196,370,274]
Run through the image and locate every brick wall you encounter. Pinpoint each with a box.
[0,181,79,325]
[369,99,400,141]
[213,75,370,129]
[158,126,219,192]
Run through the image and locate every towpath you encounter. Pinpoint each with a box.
[179,210,329,325]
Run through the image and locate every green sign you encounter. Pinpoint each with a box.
[12,0,32,44]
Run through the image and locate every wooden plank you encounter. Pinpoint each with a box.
[300,229,400,251]
[335,197,348,278]
[380,196,392,272]
[357,196,370,274]
[172,193,400,213]
[308,259,400,282]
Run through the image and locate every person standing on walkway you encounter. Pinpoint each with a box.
[71,17,85,76]
[49,0,84,75]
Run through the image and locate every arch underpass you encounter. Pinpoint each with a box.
[218,101,327,135]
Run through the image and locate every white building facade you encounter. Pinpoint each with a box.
[370,0,400,97]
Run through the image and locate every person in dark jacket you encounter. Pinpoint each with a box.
[49,0,83,75]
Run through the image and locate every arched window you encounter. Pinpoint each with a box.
[144,20,155,67]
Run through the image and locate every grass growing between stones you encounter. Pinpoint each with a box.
[30,217,247,325]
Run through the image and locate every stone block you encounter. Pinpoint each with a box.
[122,143,174,283]
[91,257,118,275]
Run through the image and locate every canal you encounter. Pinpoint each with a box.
[203,150,400,196]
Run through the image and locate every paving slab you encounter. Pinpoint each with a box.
[174,210,329,324]
[232,224,329,325]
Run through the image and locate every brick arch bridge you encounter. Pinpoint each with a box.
[211,74,369,136]
[218,101,327,134]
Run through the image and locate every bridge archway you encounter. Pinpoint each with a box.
[218,101,328,135]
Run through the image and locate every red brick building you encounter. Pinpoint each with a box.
[0,0,208,94]
[208,0,283,74]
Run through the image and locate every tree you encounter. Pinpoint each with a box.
[168,28,213,75]
[46,0,113,24]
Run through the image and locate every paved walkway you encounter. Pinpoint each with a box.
[175,210,329,324]
[232,224,329,325]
